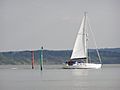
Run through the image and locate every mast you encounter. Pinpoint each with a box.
[83,12,88,63]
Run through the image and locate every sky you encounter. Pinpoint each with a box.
[0,0,120,51]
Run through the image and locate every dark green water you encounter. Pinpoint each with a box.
[0,64,120,90]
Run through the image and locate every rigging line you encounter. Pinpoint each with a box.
[87,17,102,64]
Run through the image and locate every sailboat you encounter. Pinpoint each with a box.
[63,12,102,69]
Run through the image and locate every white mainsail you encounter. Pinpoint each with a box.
[71,14,87,59]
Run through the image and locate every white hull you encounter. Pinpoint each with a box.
[63,63,102,69]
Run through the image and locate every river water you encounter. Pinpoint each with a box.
[0,64,120,90]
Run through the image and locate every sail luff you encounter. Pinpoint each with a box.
[84,12,88,63]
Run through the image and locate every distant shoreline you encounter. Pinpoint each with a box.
[0,48,120,65]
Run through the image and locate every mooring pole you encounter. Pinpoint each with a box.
[31,50,34,69]
[40,46,43,71]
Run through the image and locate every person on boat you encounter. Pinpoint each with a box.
[67,60,76,65]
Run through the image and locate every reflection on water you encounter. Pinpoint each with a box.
[0,64,120,90]
[72,69,88,76]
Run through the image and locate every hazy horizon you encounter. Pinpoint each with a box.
[0,0,120,51]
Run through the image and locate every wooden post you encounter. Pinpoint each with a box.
[31,50,34,69]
